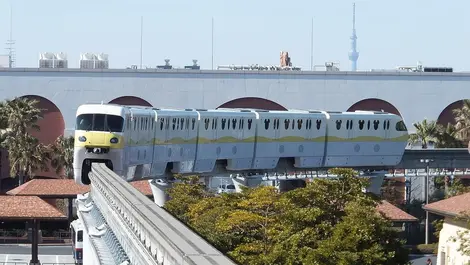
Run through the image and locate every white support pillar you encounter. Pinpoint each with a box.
[366,173,386,195]
[148,179,172,207]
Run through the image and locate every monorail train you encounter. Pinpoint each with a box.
[73,104,409,185]
[70,219,83,264]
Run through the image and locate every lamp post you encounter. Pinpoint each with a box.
[420,158,433,244]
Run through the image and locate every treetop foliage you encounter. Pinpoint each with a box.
[0,97,74,181]
[164,168,410,265]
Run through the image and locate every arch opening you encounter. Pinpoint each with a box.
[217,97,287,111]
[347,98,402,117]
[18,95,65,178]
[437,100,469,126]
[109,96,153,107]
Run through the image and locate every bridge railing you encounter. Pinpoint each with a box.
[89,163,237,265]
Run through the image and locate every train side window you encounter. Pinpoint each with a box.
[316,120,321,130]
[395,121,407,131]
[160,118,164,130]
[77,231,83,242]
[221,118,226,130]
[387,120,390,130]
[297,119,302,130]
[292,119,295,130]
[336,120,342,130]
[264,119,270,130]
[358,120,364,130]
[346,120,350,130]
[248,119,252,130]
[192,118,196,130]
[367,120,371,130]
[373,120,379,130]
[180,118,184,130]
[284,119,290,130]
[172,118,176,130]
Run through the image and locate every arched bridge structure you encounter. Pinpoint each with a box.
[1,68,470,136]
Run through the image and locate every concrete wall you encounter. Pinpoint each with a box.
[1,68,470,136]
[437,217,470,265]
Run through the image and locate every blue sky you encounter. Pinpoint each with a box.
[0,0,467,71]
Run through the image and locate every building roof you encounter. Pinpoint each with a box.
[0,196,66,220]
[130,180,153,196]
[376,200,418,222]
[6,179,153,198]
[424,192,470,217]
[6,179,90,197]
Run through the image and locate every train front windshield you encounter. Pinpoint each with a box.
[76,114,124,132]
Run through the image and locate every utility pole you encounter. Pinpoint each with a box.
[211,17,214,70]
[420,158,433,244]
[140,16,143,69]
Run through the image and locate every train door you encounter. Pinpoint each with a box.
[347,118,355,140]
[384,119,391,139]
[128,110,135,165]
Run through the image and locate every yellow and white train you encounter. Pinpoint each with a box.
[73,104,409,185]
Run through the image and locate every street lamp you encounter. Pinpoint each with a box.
[420,158,433,244]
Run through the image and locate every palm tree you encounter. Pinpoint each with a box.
[0,97,48,184]
[50,135,75,179]
[1,97,43,134]
[434,123,465,148]
[452,99,470,142]
[4,133,51,184]
[408,119,438,149]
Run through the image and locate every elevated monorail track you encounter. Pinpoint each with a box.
[89,163,237,265]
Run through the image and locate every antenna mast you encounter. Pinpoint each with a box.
[140,16,143,69]
[310,17,314,70]
[5,5,15,68]
[348,3,359,71]
[211,17,214,70]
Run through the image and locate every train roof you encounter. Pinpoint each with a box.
[70,219,83,230]
[77,104,126,116]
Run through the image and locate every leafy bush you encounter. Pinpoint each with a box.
[408,243,438,254]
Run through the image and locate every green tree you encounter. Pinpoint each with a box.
[3,133,51,184]
[216,186,282,265]
[0,97,50,184]
[165,169,411,265]
[453,99,470,141]
[306,201,410,265]
[164,175,210,223]
[434,123,465,148]
[50,135,75,178]
[408,119,438,149]
[188,194,242,252]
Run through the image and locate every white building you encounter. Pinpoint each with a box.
[424,192,470,265]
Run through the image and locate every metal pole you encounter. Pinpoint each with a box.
[310,17,314,70]
[140,16,143,69]
[211,17,214,70]
[425,163,429,244]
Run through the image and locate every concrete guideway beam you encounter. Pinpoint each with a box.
[397,148,470,169]
[90,163,238,265]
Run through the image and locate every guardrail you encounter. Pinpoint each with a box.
[89,163,237,265]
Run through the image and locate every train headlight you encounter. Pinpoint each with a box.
[78,136,87,142]
[110,137,119,144]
